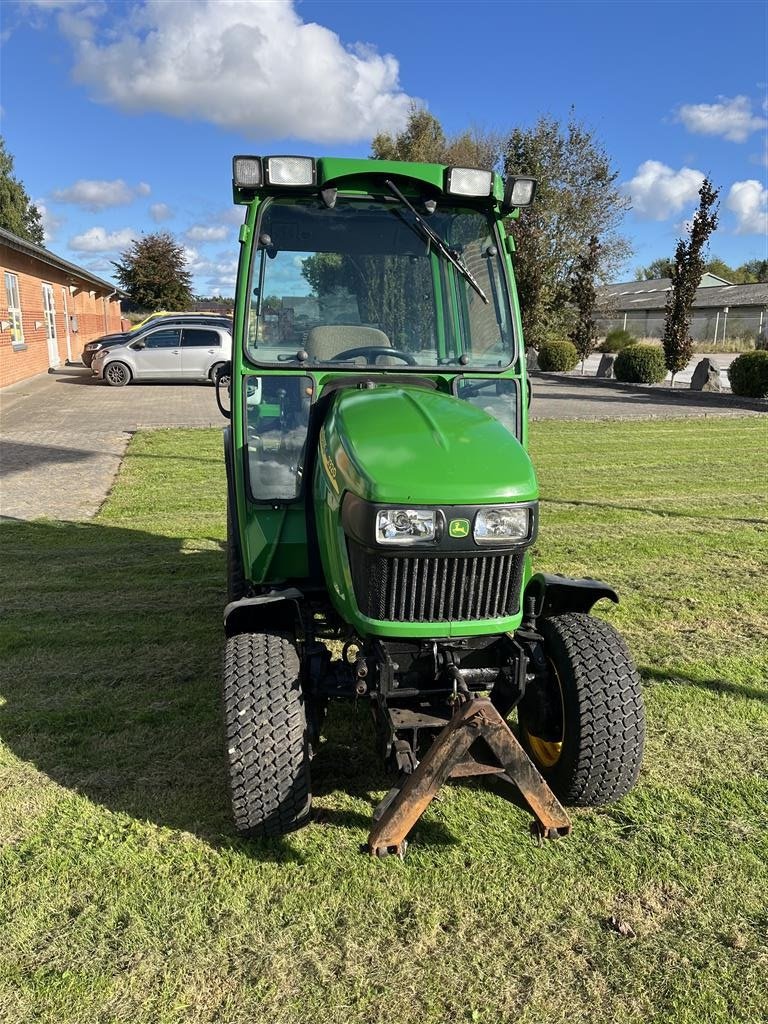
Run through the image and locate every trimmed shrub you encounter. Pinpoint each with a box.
[614,344,667,384]
[538,340,579,372]
[727,350,768,398]
[598,328,636,353]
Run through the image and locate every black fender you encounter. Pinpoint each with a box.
[223,425,244,576]
[224,588,304,638]
[524,572,618,619]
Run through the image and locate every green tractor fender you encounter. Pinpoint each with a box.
[524,573,619,619]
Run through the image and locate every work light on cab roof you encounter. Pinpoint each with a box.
[231,154,537,208]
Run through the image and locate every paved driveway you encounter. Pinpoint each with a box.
[1,367,224,520]
[1,365,762,521]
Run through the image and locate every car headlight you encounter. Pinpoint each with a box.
[474,506,530,544]
[376,508,436,545]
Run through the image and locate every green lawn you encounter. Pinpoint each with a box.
[1,417,766,1024]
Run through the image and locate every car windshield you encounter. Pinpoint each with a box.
[245,196,515,370]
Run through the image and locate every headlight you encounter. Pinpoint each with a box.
[445,167,493,197]
[474,506,530,544]
[265,156,316,187]
[376,508,436,545]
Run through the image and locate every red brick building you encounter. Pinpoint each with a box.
[1,227,124,388]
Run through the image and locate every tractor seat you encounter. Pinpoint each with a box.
[305,325,392,363]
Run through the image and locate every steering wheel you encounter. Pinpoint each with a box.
[329,345,417,366]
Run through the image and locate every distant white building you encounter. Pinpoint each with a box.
[597,274,767,345]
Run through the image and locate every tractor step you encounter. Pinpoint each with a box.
[366,697,571,858]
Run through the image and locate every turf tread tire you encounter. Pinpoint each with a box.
[223,631,311,838]
[522,613,645,806]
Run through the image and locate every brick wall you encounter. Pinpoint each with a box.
[0,245,122,388]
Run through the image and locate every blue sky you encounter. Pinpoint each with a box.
[1,0,766,296]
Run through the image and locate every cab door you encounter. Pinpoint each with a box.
[180,327,224,379]
[132,327,182,379]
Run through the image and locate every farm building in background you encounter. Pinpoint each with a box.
[597,273,768,346]
[0,227,124,388]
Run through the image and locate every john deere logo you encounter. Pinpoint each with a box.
[449,518,470,538]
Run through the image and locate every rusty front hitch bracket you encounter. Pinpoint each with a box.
[366,697,571,858]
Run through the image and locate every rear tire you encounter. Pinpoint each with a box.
[223,631,312,838]
[518,613,645,806]
[104,361,131,387]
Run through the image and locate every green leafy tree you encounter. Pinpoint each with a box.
[634,257,674,281]
[570,235,600,371]
[112,232,193,312]
[735,258,768,283]
[661,178,719,386]
[372,103,501,170]
[503,115,631,349]
[0,136,44,245]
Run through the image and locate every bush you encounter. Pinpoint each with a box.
[727,350,768,398]
[614,344,667,384]
[598,328,636,353]
[538,340,579,372]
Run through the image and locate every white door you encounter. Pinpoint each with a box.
[181,327,223,378]
[42,283,60,367]
[132,327,183,379]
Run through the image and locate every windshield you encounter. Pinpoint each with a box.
[245,196,515,370]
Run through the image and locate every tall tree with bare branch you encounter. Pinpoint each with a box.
[661,178,719,386]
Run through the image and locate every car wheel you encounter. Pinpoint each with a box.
[211,362,230,389]
[104,361,132,387]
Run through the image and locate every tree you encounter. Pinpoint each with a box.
[736,258,768,283]
[112,232,193,311]
[372,103,501,169]
[634,257,674,281]
[570,235,600,372]
[503,115,631,349]
[661,178,719,386]
[0,136,44,245]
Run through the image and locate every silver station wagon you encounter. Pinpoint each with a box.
[92,322,232,386]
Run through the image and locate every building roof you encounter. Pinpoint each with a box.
[598,276,768,312]
[0,226,122,295]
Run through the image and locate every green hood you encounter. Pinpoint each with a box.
[321,385,537,505]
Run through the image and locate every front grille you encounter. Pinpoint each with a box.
[348,542,525,623]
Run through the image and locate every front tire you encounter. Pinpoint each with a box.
[223,631,312,838]
[104,361,131,387]
[518,613,645,806]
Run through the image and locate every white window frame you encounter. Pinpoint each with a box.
[4,272,25,349]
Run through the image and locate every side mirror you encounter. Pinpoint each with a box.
[215,361,232,419]
[133,340,146,350]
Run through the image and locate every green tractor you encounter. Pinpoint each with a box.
[219,155,644,856]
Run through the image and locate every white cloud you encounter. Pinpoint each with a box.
[34,198,65,243]
[623,160,705,221]
[677,95,767,143]
[221,206,246,226]
[727,179,768,235]
[52,178,151,211]
[61,0,414,142]
[68,226,136,252]
[186,224,229,242]
[149,202,173,223]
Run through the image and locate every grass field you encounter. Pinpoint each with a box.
[1,417,766,1024]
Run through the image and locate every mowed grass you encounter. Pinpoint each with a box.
[1,417,766,1024]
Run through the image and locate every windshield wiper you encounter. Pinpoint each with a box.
[384,179,489,305]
